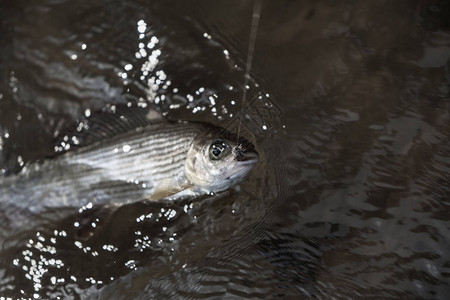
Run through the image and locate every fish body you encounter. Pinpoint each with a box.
[0,120,258,228]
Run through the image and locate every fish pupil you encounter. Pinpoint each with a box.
[212,148,222,157]
[209,140,228,160]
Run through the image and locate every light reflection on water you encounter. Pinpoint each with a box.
[0,0,450,299]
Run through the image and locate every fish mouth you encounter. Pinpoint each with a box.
[236,151,259,165]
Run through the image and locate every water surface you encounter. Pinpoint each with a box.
[0,0,450,299]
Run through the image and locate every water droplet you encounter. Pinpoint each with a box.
[138,25,146,33]
[17,155,24,166]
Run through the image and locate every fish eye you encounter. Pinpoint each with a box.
[209,140,228,160]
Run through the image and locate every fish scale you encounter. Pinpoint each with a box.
[0,122,204,226]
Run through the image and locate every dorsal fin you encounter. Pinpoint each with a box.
[55,104,166,153]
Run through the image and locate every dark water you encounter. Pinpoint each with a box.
[1,0,450,298]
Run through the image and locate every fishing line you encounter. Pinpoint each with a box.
[236,0,263,141]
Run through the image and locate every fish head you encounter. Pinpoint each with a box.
[185,127,259,192]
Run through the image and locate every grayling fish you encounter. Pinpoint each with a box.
[0,113,258,229]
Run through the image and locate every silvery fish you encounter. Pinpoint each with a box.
[0,111,258,230]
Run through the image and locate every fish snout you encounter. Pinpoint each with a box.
[235,148,259,164]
